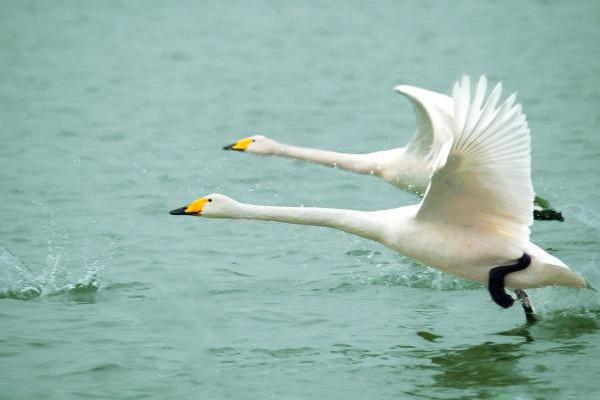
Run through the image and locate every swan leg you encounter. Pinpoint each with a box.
[488,253,531,309]
[514,289,537,323]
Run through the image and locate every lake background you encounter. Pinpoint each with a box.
[1,1,600,399]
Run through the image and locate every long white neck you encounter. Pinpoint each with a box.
[214,202,389,243]
[267,141,390,176]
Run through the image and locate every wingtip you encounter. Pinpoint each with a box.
[463,75,489,87]
[477,75,488,91]
[459,75,471,91]
[393,84,413,93]
[494,80,503,93]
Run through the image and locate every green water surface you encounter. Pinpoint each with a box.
[1,1,600,399]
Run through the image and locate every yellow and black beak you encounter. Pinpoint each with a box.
[169,197,209,216]
[223,137,253,152]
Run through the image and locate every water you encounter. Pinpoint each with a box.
[1,1,600,398]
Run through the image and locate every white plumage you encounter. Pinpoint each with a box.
[419,76,533,245]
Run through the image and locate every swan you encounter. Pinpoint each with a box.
[173,76,588,321]
[223,80,563,221]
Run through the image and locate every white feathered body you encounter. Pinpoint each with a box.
[356,206,587,290]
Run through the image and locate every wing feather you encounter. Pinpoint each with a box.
[417,76,534,245]
[394,85,453,159]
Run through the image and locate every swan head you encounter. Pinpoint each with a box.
[169,193,240,218]
[222,135,276,155]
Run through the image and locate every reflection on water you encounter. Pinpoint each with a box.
[408,310,600,398]
[531,308,600,341]
[208,309,600,399]
[423,341,532,393]
[417,331,442,343]
[406,328,533,399]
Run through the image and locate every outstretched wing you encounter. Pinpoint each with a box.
[417,76,534,245]
[394,85,454,158]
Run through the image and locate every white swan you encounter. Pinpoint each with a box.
[224,85,452,194]
[174,76,588,320]
[223,80,562,221]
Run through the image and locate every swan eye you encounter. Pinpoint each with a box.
[252,139,256,142]
[208,198,212,202]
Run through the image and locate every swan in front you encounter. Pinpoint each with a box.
[223,79,562,221]
[172,76,588,321]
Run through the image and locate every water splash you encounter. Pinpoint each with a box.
[0,246,101,301]
[338,249,482,291]
[366,263,482,291]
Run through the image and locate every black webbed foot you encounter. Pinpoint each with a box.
[533,195,564,222]
[533,209,564,222]
[488,254,531,309]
